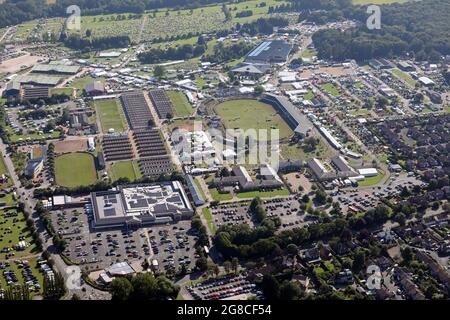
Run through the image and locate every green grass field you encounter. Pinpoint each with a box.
[236,189,289,199]
[167,91,194,117]
[209,188,233,202]
[320,83,341,97]
[0,152,9,177]
[202,207,216,234]
[214,99,293,140]
[6,126,61,143]
[0,209,39,260]
[50,87,74,97]
[108,160,142,182]
[303,90,315,100]
[95,99,128,133]
[55,152,97,187]
[358,170,385,187]
[391,68,417,87]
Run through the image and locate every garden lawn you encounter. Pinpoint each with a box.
[167,91,194,117]
[55,153,97,187]
[209,188,233,202]
[214,99,293,140]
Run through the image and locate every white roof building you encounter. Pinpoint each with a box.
[358,168,378,177]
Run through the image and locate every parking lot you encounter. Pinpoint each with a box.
[52,207,198,273]
[149,221,197,274]
[332,173,424,214]
[186,274,262,300]
[210,196,314,231]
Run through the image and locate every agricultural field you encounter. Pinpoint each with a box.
[214,99,293,140]
[54,152,97,187]
[108,160,142,182]
[167,91,194,117]
[95,99,128,133]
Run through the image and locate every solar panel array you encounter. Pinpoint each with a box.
[148,89,174,120]
[120,91,154,129]
[102,134,133,161]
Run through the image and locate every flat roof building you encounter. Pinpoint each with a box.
[90,182,194,230]
[245,40,293,64]
[186,175,205,206]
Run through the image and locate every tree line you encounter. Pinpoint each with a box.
[138,43,206,64]
[310,0,450,61]
[0,0,231,28]
[62,33,131,51]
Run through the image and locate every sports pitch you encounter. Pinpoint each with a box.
[95,99,128,133]
[55,152,97,187]
[214,99,293,140]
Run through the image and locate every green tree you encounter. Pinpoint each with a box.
[153,65,165,78]
[110,277,133,300]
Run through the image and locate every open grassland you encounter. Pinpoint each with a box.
[214,99,293,140]
[95,99,128,133]
[68,14,142,42]
[66,0,289,44]
[108,160,142,182]
[55,152,97,187]
[167,91,194,117]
